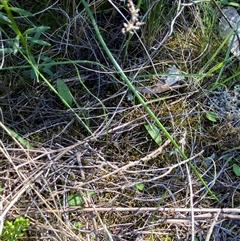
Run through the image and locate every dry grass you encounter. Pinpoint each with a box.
[0,0,240,241]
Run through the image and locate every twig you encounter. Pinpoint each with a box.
[37,207,240,216]
[0,184,30,224]
[205,210,221,241]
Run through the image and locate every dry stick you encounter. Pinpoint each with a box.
[34,207,240,222]
[77,153,99,241]
[0,168,44,224]
[79,142,115,240]
[205,210,221,241]
[0,210,2,237]
[0,141,44,228]
[0,184,30,224]
[180,131,195,241]
[30,184,82,240]
[91,204,114,241]
[0,183,2,236]
[83,142,144,240]
[52,207,240,215]
[102,224,114,241]
[186,161,195,241]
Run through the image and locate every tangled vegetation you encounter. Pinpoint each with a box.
[0,0,240,240]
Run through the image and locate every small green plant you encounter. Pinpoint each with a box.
[135,183,144,191]
[206,111,219,122]
[67,191,96,207]
[233,164,240,177]
[1,217,30,241]
[73,221,83,229]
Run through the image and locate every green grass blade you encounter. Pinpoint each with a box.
[0,122,33,149]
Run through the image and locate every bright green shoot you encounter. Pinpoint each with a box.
[1,217,30,241]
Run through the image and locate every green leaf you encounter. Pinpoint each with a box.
[9,7,33,16]
[23,26,50,35]
[144,122,162,145]
[0,47,14,54]
[57,79,73,107]
[68,194,84,206]
[24,26,51,48]
[135,183,144,191]
[228,2,240,7]
[206,111,219,122]
[67,191,95,206]
[41,56,55,76]
[233,164,240,177]
[0,12,11,25]
[74,221,83,229]
[27,38,51,46]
